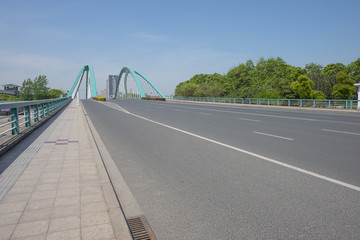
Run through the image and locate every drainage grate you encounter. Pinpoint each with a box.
[127,215,157,240]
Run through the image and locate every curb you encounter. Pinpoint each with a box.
[80,102,134,240]
[82,101,158,240]
[168,99,360,114]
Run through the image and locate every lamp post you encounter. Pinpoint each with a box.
[354,83,360,109]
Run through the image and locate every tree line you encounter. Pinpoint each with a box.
[0,75,66,101]
[174,57,360,100]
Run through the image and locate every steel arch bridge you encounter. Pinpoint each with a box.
[67,65,165,100]
[114,67,165,99]
[67,65,97,99]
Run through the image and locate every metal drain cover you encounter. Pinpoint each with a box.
[127,215,157,240]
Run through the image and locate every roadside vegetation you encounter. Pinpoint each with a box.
[19,75,66,101]
[175,57,360,100]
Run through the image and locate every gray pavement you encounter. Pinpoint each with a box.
[83,99,360,240]
[0,101,132,240]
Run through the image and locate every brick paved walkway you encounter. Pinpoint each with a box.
[0,101,132,240]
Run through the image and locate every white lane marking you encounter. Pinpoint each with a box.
[173,109,182,111]
[253,131,294,141]
[198,112,211,116]
[322,129,360,136]
[113,105,360,192]
[238,117,260,122]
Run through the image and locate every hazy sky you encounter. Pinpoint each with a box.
[0,0,359,95]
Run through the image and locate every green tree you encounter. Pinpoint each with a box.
[0,94,20,101]
[33,75,49,100]
[48,89,65,99]
[312,90,326,99]
[348,58,360,83]
[331,71,356,99]
[20,78,34,100]
[291,75,315,99]
[305,63,332,98]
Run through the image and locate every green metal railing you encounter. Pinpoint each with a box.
[171,96,360,110]
[0,97,71,137]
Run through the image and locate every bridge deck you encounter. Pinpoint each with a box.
[0,101,132,240]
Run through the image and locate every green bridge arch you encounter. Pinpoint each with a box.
[67,65,98,99]
[114,67,165,99]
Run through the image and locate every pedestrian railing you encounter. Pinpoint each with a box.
[171,96,360,110]
[0,97,71,138]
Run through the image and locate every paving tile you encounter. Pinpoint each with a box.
[11,234,46,240]
[59,176,79,184]
[20,207,52,223]
[81,202,108,214]
[25,198,54,211]
[80,185,102,195]
[81,193,104,204]
[0,211,22,226]
[52,205,80,218]
[60,171,78,177]
[81,211,111,228]
[49,216,80,233]
[14,179,38,187]
[40,173,61,179]
[30,190,57,201]
[81,224,115,240]
[80,181,101,188]
[37,178,59,184]
[2,192,32,203]
[56,188,79,197]
[46,228,81,240]
[12,220,49,239]
[8,186,35,194]
[54,195,79,207]
[0,202,27,214]
[35,184,58,192]
[0,224,16,240]
[57,183,79,190]
[80,175,99,182]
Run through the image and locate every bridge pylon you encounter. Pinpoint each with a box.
[114,67,165,99]
[67,65,98,99]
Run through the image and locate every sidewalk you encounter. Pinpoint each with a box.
[0,101,132,240]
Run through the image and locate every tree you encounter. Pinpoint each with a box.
[305,63,332,98]
[291,75,315,99]
[0,94,20,101]
[48,89,65,99]
[19,75,51,100]
[312,90,326,99]
[33,75,49,100]
[331,71,356,99]
[348,58,360,83]
[20,78,34,100]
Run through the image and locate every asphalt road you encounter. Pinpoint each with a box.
[83,99,360,240]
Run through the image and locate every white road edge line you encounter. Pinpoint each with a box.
[238,118,260,122]
[114,105,360,192]
[198,112,211,116]
[322,129,360,136]
[253,131,294,141]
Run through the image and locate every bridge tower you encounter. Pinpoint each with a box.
[114,67,165,99]
[67,65,98,99]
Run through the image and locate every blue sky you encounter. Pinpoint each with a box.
[0,0,359,95]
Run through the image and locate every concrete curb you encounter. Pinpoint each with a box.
[168,99,360,114]
[81,102,144,240]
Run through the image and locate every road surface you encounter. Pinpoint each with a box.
[83,99,360,240]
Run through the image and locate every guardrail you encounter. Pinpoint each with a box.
[0,97,71,138]
[171,96,360,110]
